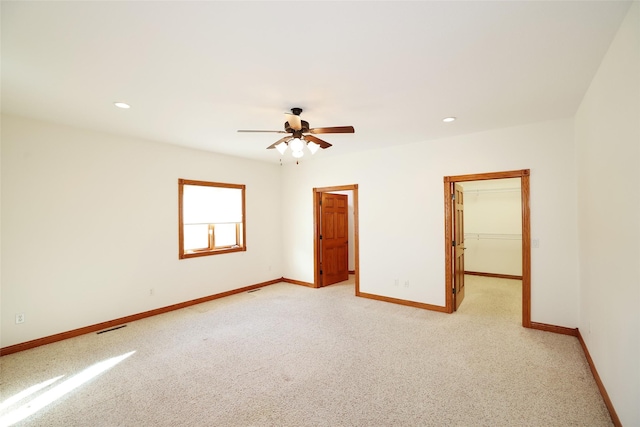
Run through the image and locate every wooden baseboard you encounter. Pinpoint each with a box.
[577,330,621,426]
[0,278,283,357]
[281,278,316,288]
[529,321,578,336]
[520,323,621,424]
[357,291,449,313]
[465,271,523,280]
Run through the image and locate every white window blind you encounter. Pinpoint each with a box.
[182,185,242,224]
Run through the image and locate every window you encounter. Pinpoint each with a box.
[178,179,246,259]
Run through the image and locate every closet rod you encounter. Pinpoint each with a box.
[463,187,520,195]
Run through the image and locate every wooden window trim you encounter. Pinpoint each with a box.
[178,179,246,259]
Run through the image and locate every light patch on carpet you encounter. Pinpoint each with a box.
[0,351,135,427]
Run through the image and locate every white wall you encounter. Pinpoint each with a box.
[574,3,640,426]
[281,118,578,328]
[462,178,522,276]
[0,114,283,348]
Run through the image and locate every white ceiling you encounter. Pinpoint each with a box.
[1,1,632,164]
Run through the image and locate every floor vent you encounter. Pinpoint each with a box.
[97,325,127,334]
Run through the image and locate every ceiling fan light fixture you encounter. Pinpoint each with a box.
[307,141,320,154]
[275,141,288,155]
[289,137,304,152]
[292,150,304,159]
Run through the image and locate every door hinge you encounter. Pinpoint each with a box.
[320,235,323,240]
[452,287,456,294]
[451,193,455,201]
[452,240,455,246]
[319,199,322,206]
[320,270,323,275]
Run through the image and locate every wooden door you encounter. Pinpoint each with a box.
[321,193,349,286]
[454,183,466,310]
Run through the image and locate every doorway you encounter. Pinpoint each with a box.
[444,169,531,327]
[313,185,359,293]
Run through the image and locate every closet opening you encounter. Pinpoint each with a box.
[443,169,531,327]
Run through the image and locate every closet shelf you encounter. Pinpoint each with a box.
[464,233,522,240]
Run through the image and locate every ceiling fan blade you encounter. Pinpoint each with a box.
[304,134,332,149]
[238,130,287,133]
[309,126,355,134]
[285,113,302,131]
[267,136,293,149]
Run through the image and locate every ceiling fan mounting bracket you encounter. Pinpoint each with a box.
[290,107,303,116]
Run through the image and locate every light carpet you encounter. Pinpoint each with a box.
[0,275,612,426]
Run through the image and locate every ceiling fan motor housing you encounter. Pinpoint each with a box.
[284,120,309,133]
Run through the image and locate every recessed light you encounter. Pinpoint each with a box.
[443,117,456,123]
[114,102,131,109]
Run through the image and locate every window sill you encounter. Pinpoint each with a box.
[180,246,246,259]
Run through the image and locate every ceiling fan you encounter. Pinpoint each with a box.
[237,108,355,159]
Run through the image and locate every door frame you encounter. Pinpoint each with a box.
[313,184,359,293]
[443,169,531,327]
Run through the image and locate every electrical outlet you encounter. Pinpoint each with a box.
[404,280,410,288]
[394,279,399,286]
[532,239,540,248]
[15,313,25,324]
[149,288,154,296]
